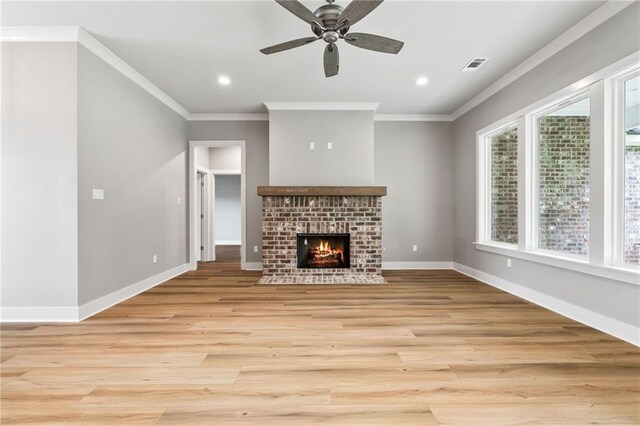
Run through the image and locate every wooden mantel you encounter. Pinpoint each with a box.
[257,186,387,197]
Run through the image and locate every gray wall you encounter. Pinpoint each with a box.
[269,110,374,186]
[210,146,241,171]
[1,42,79,308]
[215,175,242,243]
[452,4,640,327]
[195,146,210,169]
[375,122,453,262]
[188,121,269,263]
[77,45,188,304]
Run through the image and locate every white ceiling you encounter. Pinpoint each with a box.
[2,1,606,114]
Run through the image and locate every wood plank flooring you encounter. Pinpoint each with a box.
[2,246,639,425]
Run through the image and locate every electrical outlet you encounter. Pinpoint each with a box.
[153,255,157,264]
[412,245,418,252]
[383,247,386,252]
[177,197,181,205]
[92,189,104,200]
[309,142,315,150]
[327,142,333,150]
[253,246,259,253]
[507,258,512,268]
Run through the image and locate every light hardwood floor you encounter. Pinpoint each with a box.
[2,246,639,425]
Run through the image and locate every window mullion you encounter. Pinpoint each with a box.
[517,116,530,251]
[589,80,608,266]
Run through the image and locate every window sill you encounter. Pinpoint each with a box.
[474,242,640,286]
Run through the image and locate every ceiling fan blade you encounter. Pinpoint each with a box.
[337,0,384,28]
[344,32,404,54]
[275,0,320,25]
[260,37,319,55]
[324,43,339,77]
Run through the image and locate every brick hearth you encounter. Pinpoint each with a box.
[257,187,387,284]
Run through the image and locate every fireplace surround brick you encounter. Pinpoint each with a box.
[258,191,386,284]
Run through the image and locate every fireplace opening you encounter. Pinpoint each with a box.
[297,233,350,269]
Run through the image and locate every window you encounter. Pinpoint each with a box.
[490,126,518,245]
[623,75,640,265]
[537,97,590,256]
[475,59,640,285]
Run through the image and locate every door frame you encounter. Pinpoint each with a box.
[189,140,246,270]
[196,167,214,262]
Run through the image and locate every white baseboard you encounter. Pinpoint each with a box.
[216,240,241,245]
[453,262,640,347]
[78,263,189,320]
[243,262,263,271]
[0,306,79,323]
[1,263,189,323]
[241,261,454,271]
[383,261,453,270]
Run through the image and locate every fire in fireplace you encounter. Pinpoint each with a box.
[297,233,350,269]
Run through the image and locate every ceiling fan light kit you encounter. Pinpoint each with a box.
[260,0,404,78]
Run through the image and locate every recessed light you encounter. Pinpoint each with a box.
[218,76,231,86]
[416,76,429,86]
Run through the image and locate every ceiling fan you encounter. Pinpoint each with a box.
[260,0,404,77]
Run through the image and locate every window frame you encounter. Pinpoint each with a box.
[475,53,640,286]
[478,122,520,249]
[613,69,640,269]
[531,91,591,261]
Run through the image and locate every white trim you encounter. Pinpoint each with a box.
[611,68,640,268]
[211,169,241,175]
[2,26,190,119]
[474,52,640,139]
[196,166,215,262]
[216,240,241,245]
[243,262,263,271]
[453,262,640,347]
[188,113,268,121]
[78,263,189,320]
[1,263,189,322]
[0,26,79,42]
[382,261,454,270]
[374,114,453,122]
[189,140,247,271]
[189,113,454,122]
[451,1,635,120]
[474,242,640,285]
[0,307,79,323]
[263,102,379,111]
[76,28,189,118]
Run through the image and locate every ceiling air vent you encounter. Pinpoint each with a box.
[462,57,489,72]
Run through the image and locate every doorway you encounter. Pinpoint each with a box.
[189,140,247,270]
[196,171,206,262]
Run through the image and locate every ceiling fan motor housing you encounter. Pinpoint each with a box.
[312,4,349,38]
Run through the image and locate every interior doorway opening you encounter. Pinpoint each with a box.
[189,141,247,270]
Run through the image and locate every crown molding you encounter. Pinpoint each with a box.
[188,113,452,122]
[2,26,190,119]
[76,28,190,118]
[263,102,380,111]
[188,113,268,121]
[374,114,453,122]
[450,0,634,120]
[0,26,79,42]
[4,0,629,125]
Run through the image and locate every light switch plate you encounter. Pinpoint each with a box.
[253,246,259,253]
[153,255,157,264]
[327,142,333,150]
[309,142,315,150]
[92,189,104,200]
[507,258,512,268]
[412,245,418,252]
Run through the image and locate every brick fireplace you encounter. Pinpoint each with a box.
[257,186,387,284]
